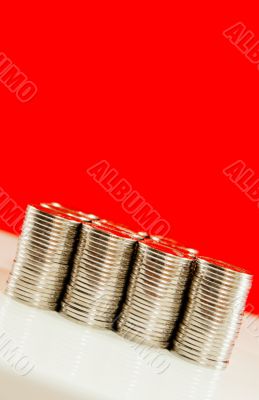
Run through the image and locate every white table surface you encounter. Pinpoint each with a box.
[0,230,258,400]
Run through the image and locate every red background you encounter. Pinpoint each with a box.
[0,3,258,313]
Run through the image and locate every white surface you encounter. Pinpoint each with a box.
[0,230,258,400]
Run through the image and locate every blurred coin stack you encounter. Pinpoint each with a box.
[172,257,252,369]
[60,222,137,328]
[5,204,81,310]
[117,239,194,348]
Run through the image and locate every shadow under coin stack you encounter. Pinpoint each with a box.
[5,205,81,310]
[172,257,253,369]
[117,239,194,348]
[60,222,137,328]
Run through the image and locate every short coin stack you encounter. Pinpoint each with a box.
[172,257,253,369]
[117,239,194,348]
[60,222,137,328]
[5,204,80,310]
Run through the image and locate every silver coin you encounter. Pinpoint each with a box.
[5,285,58,302]
[83,234,135,251]
[173,342,228,370]
[72,260,128,279]
[16,245,72,262]
[141,241,193,262]
[118,316,173,339]
[124,293,183,314]
[62,295,118,315]
[26,204,81,225]
[181,306,243,329]
[71,268,126,287]
[6,293,57,310]
[194,270,251,289]
[133,259,191,280]
[69,267,124,286]
[64,286,122,307]
[74,250,132,267]
[19,232,76,251]
[6,279,61,297]
[61,302,114,323]
[17,237,73,255]
[21,221,77,238]
[141,257,192,272]
[130,270,189,291]
[126,283,185,302]
[5,287,59,304]
[62,297,115,315]
[197,257,252,279]
[12,257,69,273]
[9,269,66,287]
[173,339,232,363]
[118,316,172,341]
[189,280,250,301]
[123,296,182,316]
[134,258,191,278]
[68,278,123,299]
[176,323,239,344]
[117,327,168,348]
[121,303,178,325]
[12,261,69,277]
[60,308,112,328]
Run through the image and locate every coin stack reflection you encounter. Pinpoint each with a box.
[172,257,252,369]
[5,204,80,310]
[60,222,137,328]
[117,239,194,348]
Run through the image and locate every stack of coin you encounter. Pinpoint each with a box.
[60,222,137,328]
[172,257,253,369]
[5,204,81,310]
[117,239,194,348]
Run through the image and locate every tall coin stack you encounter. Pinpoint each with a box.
[172,257,253,369]
[5,204,81,310]
[117,239,194,348]
[60,222,137,328]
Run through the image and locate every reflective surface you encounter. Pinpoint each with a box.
[0,231,258,400]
